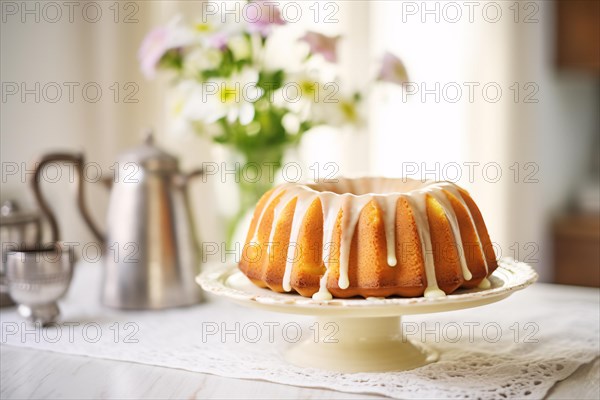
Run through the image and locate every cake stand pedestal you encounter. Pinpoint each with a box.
[197,258,537,373]
[286,315,438,372]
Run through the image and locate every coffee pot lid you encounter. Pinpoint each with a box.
[118,130,178,172]
[0,200,40,226]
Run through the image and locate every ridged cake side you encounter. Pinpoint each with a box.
[239,178,498,299]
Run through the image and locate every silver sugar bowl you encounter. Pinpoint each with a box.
[0,200,42,307]
[5,243,74,325]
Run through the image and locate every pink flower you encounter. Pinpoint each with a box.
[138,27,169,78]
[377,52,409,85]
[300,31,340,63]
[206,31,228,50]
[246,0,285,36]
[138,17,192,79]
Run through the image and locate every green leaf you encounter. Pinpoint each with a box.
[158,49,184,71]
[257,70,285,92]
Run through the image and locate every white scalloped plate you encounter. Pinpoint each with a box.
[197,258,538,318]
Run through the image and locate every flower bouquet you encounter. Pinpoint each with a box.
[139,0,408,243]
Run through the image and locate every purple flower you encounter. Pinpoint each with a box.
[138,17,192,79]
[300,31,340,63]
[246,0,285,36]
[206,31,229,50]
[377,52,409,85]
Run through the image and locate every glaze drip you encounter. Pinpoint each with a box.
[374,195,402,267]
[338,195,372,289]
[427,188,472,281]
[404,191,445,298]
[248,178,488,299]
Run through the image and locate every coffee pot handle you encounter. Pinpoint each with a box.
[31,152,105,244]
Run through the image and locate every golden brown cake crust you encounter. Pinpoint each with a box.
[239,178,498,299]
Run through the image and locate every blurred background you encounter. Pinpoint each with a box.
[1,0,598,286]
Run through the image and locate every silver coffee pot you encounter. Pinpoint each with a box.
[32,133,203,309]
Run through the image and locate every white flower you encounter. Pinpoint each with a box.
[261,27,306,71]
[228,35,252,61]
[190,11,245,49]
[168,81,225,137]
[311,91,363,127]
[182,68,263,126]
[183,47,223,77]
[276,69,328,120]
[167,80,199,136]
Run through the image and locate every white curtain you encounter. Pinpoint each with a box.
[368,1,599,281]
[4,1,597,279]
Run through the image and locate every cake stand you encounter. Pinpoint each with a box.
[197,258,537,373]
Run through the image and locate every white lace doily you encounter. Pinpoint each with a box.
[1,262,598,400]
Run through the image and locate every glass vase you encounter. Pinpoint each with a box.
[213,144,288,247]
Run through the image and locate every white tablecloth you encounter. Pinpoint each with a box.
[1,262,598,399]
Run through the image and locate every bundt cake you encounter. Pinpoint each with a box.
[239,177,498,300]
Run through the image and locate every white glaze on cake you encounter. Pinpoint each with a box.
[248,177,490,300]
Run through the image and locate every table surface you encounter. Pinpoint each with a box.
[1,283,599,400]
